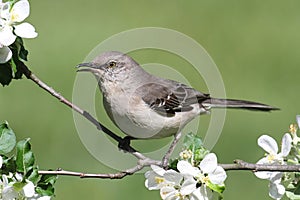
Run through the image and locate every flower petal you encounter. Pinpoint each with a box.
[150,165,166,176]
[180,177,197,196]
[177,160,199,177]
[37,197,51,200]
[254,158,275,180]
[37,196,51,200]
[0,2,11,20]
[281,133,292,157]
[160,186,177,200]
[22,181,35,197]
[257,135,278,154]
[11,0,30,22]
[0,46,12,63]
[145,170,163,190]
[0,156,3,168]
[14,22,38,38]
[269,182,285,199]
[297,115,300,129]
[269,172,283,183]
[209,166,227,185]
[164,170,183,185]
[190,185,213,200]
[0,26,16,46]
[2,185,18,200]
[200,153,217,174]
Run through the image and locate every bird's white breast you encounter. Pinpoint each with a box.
[102,82,201,139]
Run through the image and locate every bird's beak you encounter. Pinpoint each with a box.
[76,62,99,72]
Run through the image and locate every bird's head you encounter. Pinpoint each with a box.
[77,51,141,83]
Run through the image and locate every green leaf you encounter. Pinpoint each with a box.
[1,156,17,174]
[183,133,209,164]
[27,166,40,184]
[36,174,58,197]
[19,42,28,61]
[287,181,300,199]
[206,180,225,195]
[169,159,178,170]
[183,132,203,150]
[0,121,16,154]
[10,37,30,80]
[194,148,210,162]
[13,181,27,192]
[0,62,13,86]
[16,138,35,176]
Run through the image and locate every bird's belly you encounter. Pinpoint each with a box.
[104,96,200,139]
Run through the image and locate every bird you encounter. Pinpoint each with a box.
[77,51,278,140]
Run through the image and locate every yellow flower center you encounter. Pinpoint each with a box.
[155,177,165,184]
[180,150,193,160]
[267,154,275,162]
[11,12,19,23]
[290,124,297,134]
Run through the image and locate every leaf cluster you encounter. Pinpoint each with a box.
[0,121,57,197]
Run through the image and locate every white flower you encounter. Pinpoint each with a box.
[180,149,193,160]
[177,153,227,185]
[145,165,197,200]
[36,196,51,200]
[1,174,19,200]
[145,165,183,191]
[289,116,300,145]
[22,181,35,198]
[255,134,292,180]
[0,173,45,200]
[268,173,285,200]
[0,0,37,47]
[0,46,12,63]
[255,134,292,200]
[177,153,226,200]
[190,185,213,200]
[145,153,226,200]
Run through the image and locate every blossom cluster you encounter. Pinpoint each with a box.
[255,115,300,199]
[145,153,226,200]
[145,138,227,200]
[0,0,37,63]
[0,156,50,200]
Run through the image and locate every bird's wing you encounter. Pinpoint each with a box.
[136,81,210,117]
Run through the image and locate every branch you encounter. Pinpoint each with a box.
[38,158,161,179]
[220,159,300,172]
[37,159,300,179]
[20,62,300,180]
[162,131,182,168]
[19,62,137,151]
[18,62,179,178]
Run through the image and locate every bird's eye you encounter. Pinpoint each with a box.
[108,61,117,68]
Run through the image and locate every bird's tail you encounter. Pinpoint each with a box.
[202,98,279,112]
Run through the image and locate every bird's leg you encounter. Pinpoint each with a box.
[118,136,137,153]
[162,131,182,169]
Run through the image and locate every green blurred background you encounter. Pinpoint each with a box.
[1,0,300,199]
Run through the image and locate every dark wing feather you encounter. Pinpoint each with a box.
[136,81,210,117]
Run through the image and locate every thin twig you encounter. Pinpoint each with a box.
[162,131,182,168]
[37,159,300,179]
[18,62,169,178]
[220,159,300,172]
[19,62,136,151]
[38,158,161,179]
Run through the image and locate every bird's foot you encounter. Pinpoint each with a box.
[118,136,137,153]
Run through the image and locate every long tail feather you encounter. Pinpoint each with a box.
[202,98,279,111]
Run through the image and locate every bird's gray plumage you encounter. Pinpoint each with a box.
[77,51,278,139]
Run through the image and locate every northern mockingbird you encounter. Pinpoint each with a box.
[77,51,278,140]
